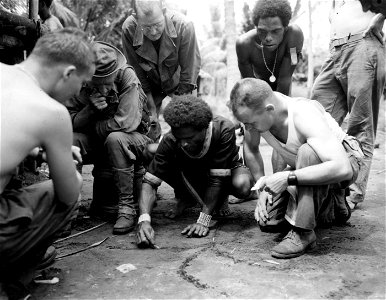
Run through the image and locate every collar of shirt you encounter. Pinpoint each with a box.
[132,11,178,65]
[180,122,213,159]
[133,10,177,46]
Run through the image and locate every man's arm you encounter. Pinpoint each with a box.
[181,122,244,237]
[136,181,158,248]
[43,106,82,207]
[95,68,142,139]
[243,128,265,181]
[176,21,201,95]
[236,36,255,78]
[257,103,353,197]
[146,92,158,119]
[293,104,353,185]
[136,137,175,247]
[276,25,304,96]
[121,20,152,94]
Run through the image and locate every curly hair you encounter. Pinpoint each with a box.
[252,0,292,27]
[163,95,213,130]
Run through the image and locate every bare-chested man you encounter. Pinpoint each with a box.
[0,28,95,299]
[236,0,304,96]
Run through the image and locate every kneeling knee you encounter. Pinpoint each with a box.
[232,176,252,199]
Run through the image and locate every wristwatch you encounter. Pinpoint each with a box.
[287,171,298,185]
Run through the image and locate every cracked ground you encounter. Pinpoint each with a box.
[28,99,386,299]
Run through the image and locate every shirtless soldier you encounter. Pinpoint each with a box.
[0,28,95,299]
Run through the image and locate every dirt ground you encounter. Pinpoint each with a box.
[7,101,386,299]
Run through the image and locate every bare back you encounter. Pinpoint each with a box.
[0,63,78,199]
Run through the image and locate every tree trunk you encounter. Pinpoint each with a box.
[307,0,314,98]
[224,0,239,98]
[29,0,38,20]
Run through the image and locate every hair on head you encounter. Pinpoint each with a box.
[252,0,292,27]
[163,95,213,131]
[229,78,273,115]
[133,0,164,17]
[31,27,95,74]
[41,0,53,7]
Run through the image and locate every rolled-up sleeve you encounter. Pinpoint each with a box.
[95,68,142,139]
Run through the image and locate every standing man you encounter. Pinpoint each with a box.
[236,0,304,96]
[136,96,255,248]
[122,0,201,141]
[229,79,363,258]
[311,0,385,209]
[0,28,95,299]
[66,41,152,235]
[39,0,64,32]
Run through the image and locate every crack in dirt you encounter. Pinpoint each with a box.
[176,224,234,298]
[177,247,211,290]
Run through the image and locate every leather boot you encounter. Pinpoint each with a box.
[112,166,136,235]
[133,165,146,213]
[271,229,317,259]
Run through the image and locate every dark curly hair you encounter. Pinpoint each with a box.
[163,95,213,130]
[252,0,292,27]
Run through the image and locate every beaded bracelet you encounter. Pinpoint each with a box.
[196,212,212,227]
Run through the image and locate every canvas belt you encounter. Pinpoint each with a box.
[330,32,364,49]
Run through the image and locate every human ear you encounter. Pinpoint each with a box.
[266,104,275,112]
[63,66,77,80]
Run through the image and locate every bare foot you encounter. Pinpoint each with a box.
[164,198,196,219]
[213,201,233,219]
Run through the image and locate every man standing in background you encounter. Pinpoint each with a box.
[235,0,304,190]
[39,0,63,31]
[236,0,304,96]
[311,0,385,209]
[122,0,201,141]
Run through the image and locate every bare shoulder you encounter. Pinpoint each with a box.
[236,29,257,47]
[37,96,73,134]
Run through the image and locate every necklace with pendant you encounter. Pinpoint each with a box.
[261,45,278,83]
[14,64,41,88]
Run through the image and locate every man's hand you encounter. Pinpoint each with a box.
[254,191,270,223]
[256,171,290,197]
[71,146,82,165]
[181,223,209,238]
[364,13,385,44]
[150,114,159,126]
[90,93,108,111]
[136,221,156,248]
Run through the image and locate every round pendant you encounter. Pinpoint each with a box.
[269,75,276,83]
